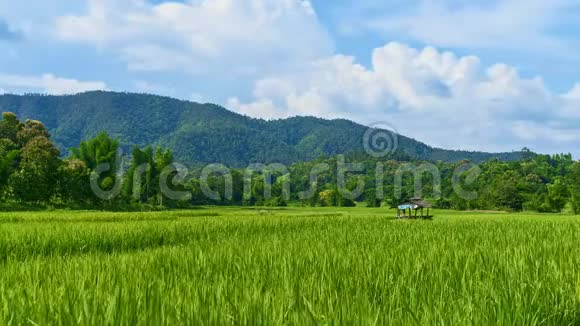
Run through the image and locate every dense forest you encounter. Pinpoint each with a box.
[0,91,528,166]
[1,112,578,213]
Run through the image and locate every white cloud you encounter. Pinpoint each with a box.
[228,42,580,154]
[565,84,580,99]
[190,92,208,103]
[340,0,580,62]
[55,0,333,76]
[228,97,280,119]
[2,0,576,155]
[512,121,580,143]
[134,80,177,97]
[0,73,107,95]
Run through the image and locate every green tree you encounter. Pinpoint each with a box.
[0,139,19,195]
[71,132,120,194]
[125,145,155,202]
[318,188,355,207]
[365,188,382,207]
[155,147,175,206]
[70,132,120,172]
[480,171,524,211]
[124,145,175,205]
[546,178,569,213]
[9,136,60,202]
[318,189,337,207]
[0,112,22,143]
[0,113,24,198]
[58,159,92,205]
[16,119,50,147]
[568,163,580,214]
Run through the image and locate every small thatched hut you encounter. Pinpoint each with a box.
[396,198,432,219]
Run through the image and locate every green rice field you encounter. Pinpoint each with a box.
[1,207,579,325]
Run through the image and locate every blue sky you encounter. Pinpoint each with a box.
[1,0,579,155]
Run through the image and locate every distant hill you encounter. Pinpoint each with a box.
[0,91,529,166]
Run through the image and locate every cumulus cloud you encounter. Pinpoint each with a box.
[0,73,107,95]
[228,42,580,154]
[3,0,576,155]
[55,0,333,76]
[566,84,580,100]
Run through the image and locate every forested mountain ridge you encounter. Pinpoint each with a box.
[0,91,528,166]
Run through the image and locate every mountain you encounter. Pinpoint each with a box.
[0,91,528,166]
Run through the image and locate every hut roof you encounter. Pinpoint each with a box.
[408,198,432,208]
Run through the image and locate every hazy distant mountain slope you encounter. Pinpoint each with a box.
[0,91,527,166]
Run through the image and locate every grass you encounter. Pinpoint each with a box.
[0,207,579,325]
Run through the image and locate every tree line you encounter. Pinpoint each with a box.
[282,153,580,213]
[0,112,579,213]
[0,113,177,209]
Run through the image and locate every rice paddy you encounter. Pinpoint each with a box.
[1,207,579,325]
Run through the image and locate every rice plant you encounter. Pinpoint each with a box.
[0,208,579,325]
